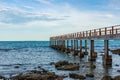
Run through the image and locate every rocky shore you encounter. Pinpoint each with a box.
[111,49,120,55]
[0,60,120,80]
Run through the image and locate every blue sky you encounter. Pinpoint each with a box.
[0,0,120,41]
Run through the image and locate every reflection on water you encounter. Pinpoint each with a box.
[0,41,120,79]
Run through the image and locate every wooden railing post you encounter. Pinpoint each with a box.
[99,29,101,36]
[112,26,114,34]
[105,28,107,35]
[86,31,88,37]
[90,30,91,37]
[94,29,96,36]
[116,29,118,34]
[83,32,84,37]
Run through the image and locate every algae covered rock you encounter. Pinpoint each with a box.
[69,73,86,79]
[12,70,66,80]
[101,75,112,80]
[55,61,79,71]
[86,73,94,77]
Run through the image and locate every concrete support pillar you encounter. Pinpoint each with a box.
[79,40,84,58]
[67,40,69,49]
[84,40,88,55]
[74,39,76,51]
[66,40,70,53]
[80,40,82,54]
[71,39,73,51]
[104,40,108,58]
[103,40,112,66]
[74,40,78,55]
[88,40,96,61]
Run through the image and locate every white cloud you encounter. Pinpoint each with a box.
[0,1,120,40]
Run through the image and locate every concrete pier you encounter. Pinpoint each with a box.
[103,40,112,66]
[50,25,120,66]
[88,40,97,61]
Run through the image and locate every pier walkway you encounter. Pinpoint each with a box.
[50,25,120,66]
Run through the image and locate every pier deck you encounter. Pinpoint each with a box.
[50,25,120,66]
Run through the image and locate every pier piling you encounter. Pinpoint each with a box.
[50,25,120,66]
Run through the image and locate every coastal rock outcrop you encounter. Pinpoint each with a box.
[55,61,79,71]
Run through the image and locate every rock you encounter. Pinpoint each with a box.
[0,75,6,80]
[69,73,86,79]
[38,66,41,68]
[86,73,94,77]
[82,52,88,55]
[115,64,119,66]
[111,49,120,55]
[90,65,96,69]
[12,70,66,80]
[55,61,69,68]
[117,70,120,72]
[57,64,79,71]
[50,62,55,65]
[101,75,112,80]
[113,75,120,80]
[100,54,103,56]
[55,61,79,71]
[14,66,19,68]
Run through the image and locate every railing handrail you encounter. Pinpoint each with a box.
[50,25,120,40]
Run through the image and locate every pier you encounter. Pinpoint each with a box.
[50,25,120,66]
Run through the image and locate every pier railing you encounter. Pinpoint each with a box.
[50,25,120,40]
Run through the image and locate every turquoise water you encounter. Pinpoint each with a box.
[0,41,120,80]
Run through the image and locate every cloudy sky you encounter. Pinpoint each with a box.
[0,0,120,41]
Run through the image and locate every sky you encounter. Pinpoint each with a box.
[0,0,120,41]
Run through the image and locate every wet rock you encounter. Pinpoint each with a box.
[113,75,120,80]
[111,49,120,55]
[55,61,69,68]
[82,52,88,55]
[37,66,41,68]
[117,70,120,72]
[0,75,6,80]
[100,54,103,56]
[90,65,96,69]
[50,62,55,65]
[101,75,112,80]
[57,64,79,71]
[55,61,79,71]
[14,66,20,68]
[69,73,86,79]
[12,70,66,80]
[115,64,119,66]
[86,73,94,77]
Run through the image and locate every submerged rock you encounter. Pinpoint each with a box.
[89,65,96,69]
[101,75,112,80]
[0,75,6,80]
[55,61,69,68]
[14,66,20,69]
[57,64,79,71]
[12,70,66,80]
[113,75,120,80]
[50,62,55,65]
[55,61,79,71]
[69,73,86,79]
[111,49,120,55]
[86,73,94,77]
[117,70,120,72]
[115,64,119,67]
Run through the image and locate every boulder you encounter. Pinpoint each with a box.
[101,75,112,80]
[86,73,94,77]
[113,75,120,80]
[69,73,86,79]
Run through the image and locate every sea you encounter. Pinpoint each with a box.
[0,40,120,80]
